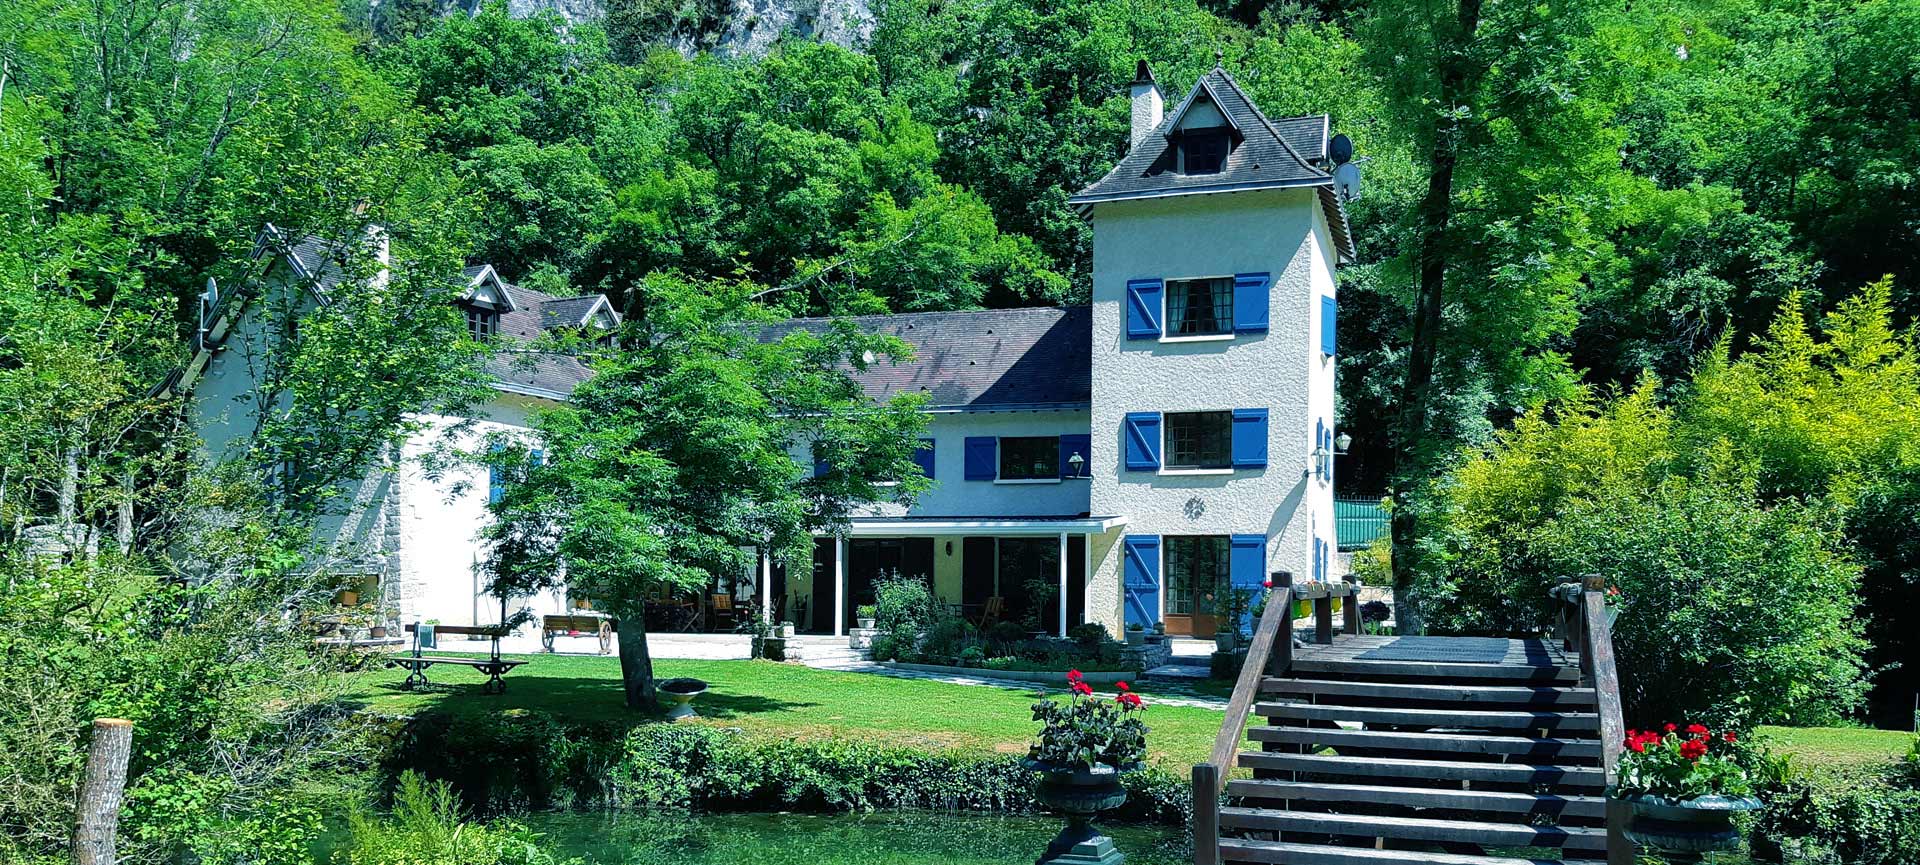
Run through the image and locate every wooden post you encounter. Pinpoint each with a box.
[73,718,132,865]
[1342,573,1361,635]
[1270,571,1294,675]
[1192,763,1220,865]
[1313,590,1334,646]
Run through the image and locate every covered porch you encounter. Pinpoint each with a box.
[760,516,1126,637]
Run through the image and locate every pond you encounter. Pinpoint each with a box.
[511,811,1191,865]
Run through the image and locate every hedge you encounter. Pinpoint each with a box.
[376,711,1190,826]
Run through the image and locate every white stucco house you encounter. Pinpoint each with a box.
[177,61,1352,642]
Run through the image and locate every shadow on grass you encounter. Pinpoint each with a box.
[359,673,817,724]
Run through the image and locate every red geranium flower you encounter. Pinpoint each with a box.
[1664,723,1678,733]
[1115,681,1130,692]
[1067,669,1083,683]
[1723,731,1737,743]
[1680,738,1708,760]
[1115,692,1144,710]
[1069,680,1093,696]
[1626,736,1646,753]
[1685,723,1709,736]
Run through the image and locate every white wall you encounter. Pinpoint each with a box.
[855,409,1094,518]
[1084,187,1337,632]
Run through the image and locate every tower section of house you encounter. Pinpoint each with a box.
[1071,62,1354,637]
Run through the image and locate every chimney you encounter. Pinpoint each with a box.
[1129,60,1163,151]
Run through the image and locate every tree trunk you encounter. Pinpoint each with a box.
[613,616,657,710]
[72,718,133,865]
[1390,0,1483,637]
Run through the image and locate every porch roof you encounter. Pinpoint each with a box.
[841,515,1128,537]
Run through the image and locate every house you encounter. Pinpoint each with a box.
[180,60,1351,641]
[178,225,617,629]
[763,61,1353,639]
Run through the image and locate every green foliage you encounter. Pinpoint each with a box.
[1027,676,1147,770]
[1615,726,1755,799]
[1753,759,1920,865]
[335,772,579,865]
[1414,282,1916,727]
[871,572,938,636]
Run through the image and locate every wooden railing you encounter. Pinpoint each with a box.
[1192,572,1361,865]
[1558,574,1633,865]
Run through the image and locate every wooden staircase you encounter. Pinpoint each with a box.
[1192,576,1630,865]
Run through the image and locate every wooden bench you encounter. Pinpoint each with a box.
[540,614,612,654]
[393,623,524,694]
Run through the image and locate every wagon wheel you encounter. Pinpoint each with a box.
[597,621,612,655]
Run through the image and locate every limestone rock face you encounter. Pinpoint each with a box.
[438,0,873,55]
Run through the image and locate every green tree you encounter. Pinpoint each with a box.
[482,275,931,708]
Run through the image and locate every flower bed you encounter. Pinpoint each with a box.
[886,662,1133,684]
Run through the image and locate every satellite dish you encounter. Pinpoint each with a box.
[1329,133,1355,166]
[1333,161,1362,203]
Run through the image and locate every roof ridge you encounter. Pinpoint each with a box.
[775,305,1087,326]
[1205,68,1326,180]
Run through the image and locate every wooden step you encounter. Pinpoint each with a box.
[1218,839,1594,865]
[1236,752,1608,789]
[1249,726,1602,759]
[1256,702,1601,731]
[1219,807,1607,852]
[1226,779,1608,818]
[1291,659,1580,682]
[1263,678,1597,706]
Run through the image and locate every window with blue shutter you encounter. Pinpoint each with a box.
[1231,408,1268,468]
[1125,279,1163,339]
[1232,272,1270,333]
[1321,295,1337,356]
[1123,412,1161,471]
[1313,536,1326,581]
[488,463,504,504]
[1315,418,1326,481]
[913,439,936,480]
[963,437,997,480]
[1058,434,1091,478]
[1122,535,1162,627]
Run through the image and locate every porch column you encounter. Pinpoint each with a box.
[834,535,847,637]
[1057,530,1069,637]
[759,548,772,624]
[1083,534,1094,629]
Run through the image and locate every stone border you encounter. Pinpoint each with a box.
[885,662,1135,685]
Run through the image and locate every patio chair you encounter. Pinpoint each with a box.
[979,596,1005,628]
[709,593,736,631]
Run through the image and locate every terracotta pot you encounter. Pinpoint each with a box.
[1023,760,1130,865]
[1613,792,1762,863]
[369,626,388,639]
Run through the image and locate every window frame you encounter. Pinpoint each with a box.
[1164,535,1231,617]
[1178,128,1231,175]
[1162,410,1235,472]
[1162,276,1236,340]
[996,436,1061,483]
[464,305,500,341]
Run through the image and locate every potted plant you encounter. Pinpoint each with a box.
[855,604,877,630]
[1609,723,1761,862]
[775,620,796,639]
[1022,671,1146,865]
[1124,622,1147,648]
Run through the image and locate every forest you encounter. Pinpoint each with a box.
[1,0,1918,860]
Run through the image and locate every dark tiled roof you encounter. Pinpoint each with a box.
[1069,68,1356,262]
[538,295,608,328]
[762,307,1092,411]
[1071,68,1329,205]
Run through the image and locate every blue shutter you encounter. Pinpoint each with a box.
[1122,535,1161,627]
[913,439,936,480]
[488,463,503,504]
[964,437,997,480]
[1313,536,1325,582]
[1231,408,1269,468]
[1233,272,1270,333]
[1125,279,1163,339]
[530,448,545,467]
[813,455,830,478]
[1123,412,1161,471]
[1230,534,1267,634]
[1315,418,1326,480]
[1321,295,1337,356]
[1058,434,1091,478]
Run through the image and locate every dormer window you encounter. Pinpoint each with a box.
[465,305,499,340]
[1179,128,1231,175]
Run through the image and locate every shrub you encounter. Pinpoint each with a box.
[1349,536,1393,587]
[334,772,578,865]
[1752,759,1920,865]
[957,646,985,667]
[1068,622,1110,649]
[855,604,877,620]
[872,572,938,636]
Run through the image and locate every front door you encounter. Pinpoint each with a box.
[1163,536,1229,637]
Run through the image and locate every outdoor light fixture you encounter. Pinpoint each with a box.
[1335,431,1352,454]
[1312,445,1333,476]
[1067,451,1086,478]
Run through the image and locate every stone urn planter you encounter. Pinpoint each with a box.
[1614,792,1762,863]
[1023,759,1132,865]
[856,617,876,629]
[1124,628,1146,648]
[1213,632,1238,653]
[659,678,708,721]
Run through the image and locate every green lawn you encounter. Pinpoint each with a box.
[346,654,1228,769]
[1758,724,1917,770]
